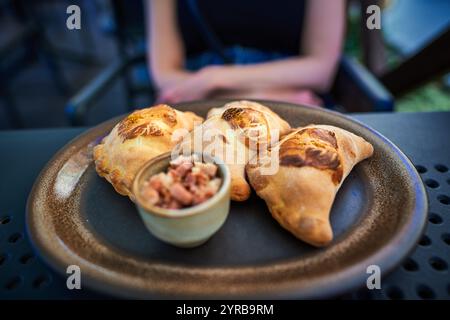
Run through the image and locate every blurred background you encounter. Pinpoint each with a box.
[0,0,449,130]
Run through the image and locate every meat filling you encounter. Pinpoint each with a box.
[140,155,222,209]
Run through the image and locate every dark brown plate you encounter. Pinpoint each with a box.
[26,100,427,299]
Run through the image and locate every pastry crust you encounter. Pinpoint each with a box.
[93,104,203,198]
[177,100,291,201]
[246,125,374,246]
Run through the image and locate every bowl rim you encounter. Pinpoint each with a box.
[132,151,231,219]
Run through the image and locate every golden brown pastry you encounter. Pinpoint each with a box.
[246,125,374,246]
[93,104,203,198]
[176,100,291,201]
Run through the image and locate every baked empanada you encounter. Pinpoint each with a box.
[93,104,203,198]
[176,100,291,201]
[246,125,374,246]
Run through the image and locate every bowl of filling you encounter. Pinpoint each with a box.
[132,152,231,248]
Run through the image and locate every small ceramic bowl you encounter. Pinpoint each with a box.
[132,152,231,248]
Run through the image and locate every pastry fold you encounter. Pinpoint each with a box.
[177,101,291,201]
[93,104,203,198]
[246,125,374,246]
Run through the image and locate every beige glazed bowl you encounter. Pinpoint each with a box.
[132,152,231,248]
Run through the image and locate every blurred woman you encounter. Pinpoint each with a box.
[147,0,345,106]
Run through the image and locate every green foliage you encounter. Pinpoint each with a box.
[396,83,450,112]
[344,14,450,112]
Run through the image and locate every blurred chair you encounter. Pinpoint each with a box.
[0,0,100,128]
[65,0,394,126]
[380,0,450,97]
[0,0,68,127]
[381,27,450,97]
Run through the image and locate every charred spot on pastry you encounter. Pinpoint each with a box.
[280,148,339,170]
[332,166,343,184]
[305,147,340,170]
[308,128,338,148]
[292,128,338,149]
[222,107,266,129]
[162,109,178,127]
[221,107,244,122]
[223,107,271,150]
[120,123,164,140]
[223,108,250,130]
[279,130,343,184]
[118,113,143,136]
[118,106,177,140]
[280,154,305,167]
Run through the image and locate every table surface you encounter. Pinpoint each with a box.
[0,111,449,300]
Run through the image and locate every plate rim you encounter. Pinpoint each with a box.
[26,100,428,299]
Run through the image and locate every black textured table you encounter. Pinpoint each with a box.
[0,112,449,300]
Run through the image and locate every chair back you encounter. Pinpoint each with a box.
[110,0,146,55]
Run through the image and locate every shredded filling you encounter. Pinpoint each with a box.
[140,155,222,209]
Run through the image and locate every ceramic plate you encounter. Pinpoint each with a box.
[26,100,427,299]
